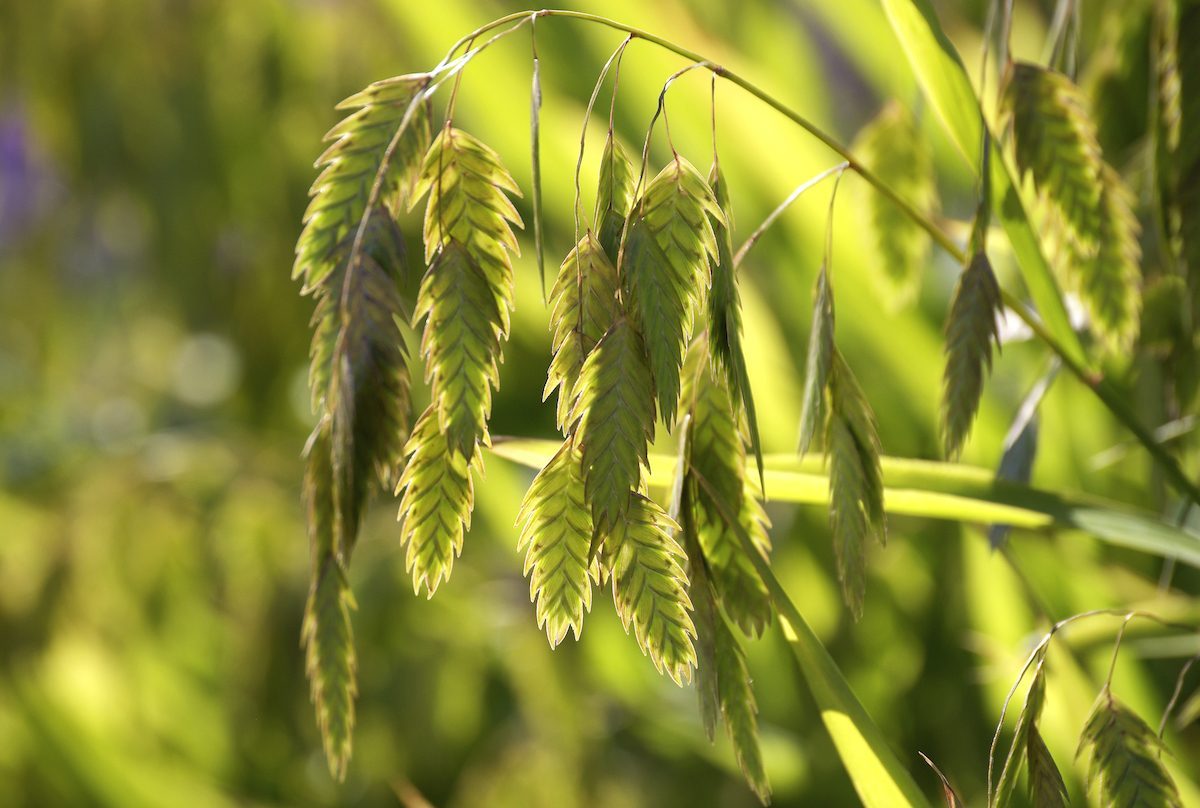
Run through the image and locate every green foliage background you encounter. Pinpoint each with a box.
[1,0,1197,805]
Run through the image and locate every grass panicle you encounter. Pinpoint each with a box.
[609,492,697,685]
[942,251,1003,459]
[395,405,482,597]
[1003,61,1104,251]
[826,351,885,619]
[301,423,359,782]
[1003,61,1142,352]
[854,100,938,308]
[570,317,657,537]
[620,156,724,428]
[706,163,764,486]
[596,133,636,264]
[516,440,598,646]
[413,126,523,458]
[1078,688,1182,808]
[544,234,620,430]
[799,264,834,455]
[680,339,772,637]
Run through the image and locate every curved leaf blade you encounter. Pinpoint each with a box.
[490,441,1200,567]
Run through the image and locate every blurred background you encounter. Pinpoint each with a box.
[1,0,1197,805]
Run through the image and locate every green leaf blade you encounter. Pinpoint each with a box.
[491,438,1200,569]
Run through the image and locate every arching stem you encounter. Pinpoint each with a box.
[431,8,1200,507]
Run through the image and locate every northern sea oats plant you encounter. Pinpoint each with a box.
[293,2,1200,804]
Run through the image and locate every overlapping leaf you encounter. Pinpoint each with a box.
[299,94,419,562]
[330,247,414,557]
[854,101,938,308]
[416,126,524,278]
[1078,689,1182,808]
[680,340,772,637]
[294,72,431,787]
[295,74,431,293]
[543,234,620,430]
[307,210,409,413]
[413,126,522,457]
[941,251,1002,459]
[395,405,482,597]
[687,517,770,804]
[826,351,885,619]
[595,133,636,263]
[713,593,769,801]
[516,440,597,646]
[300,422,358,782]
[609,492,697,685]
[413,240,505,459]
[570,316,657,535]
[621,157,723,427]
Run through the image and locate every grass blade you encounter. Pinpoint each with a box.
[490,439,1200,568]
[691,470,931,808]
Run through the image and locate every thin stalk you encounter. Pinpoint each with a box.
[442,10,958,254]
[433,8,1200,507]
[733,162,848,267]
